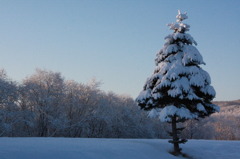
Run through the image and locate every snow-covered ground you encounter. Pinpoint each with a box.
[0,138,239,159]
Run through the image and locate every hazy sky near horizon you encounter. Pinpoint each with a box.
[0,0,239,101]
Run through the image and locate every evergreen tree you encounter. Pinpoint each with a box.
[136,11,220,155]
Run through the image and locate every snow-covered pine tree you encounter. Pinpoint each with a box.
[136,10,220,155]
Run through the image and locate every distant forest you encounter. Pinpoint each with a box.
[0,69,239,140]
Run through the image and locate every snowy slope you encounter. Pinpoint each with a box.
[0,138,239,159]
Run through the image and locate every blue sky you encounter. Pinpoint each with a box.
[0,0,239,101]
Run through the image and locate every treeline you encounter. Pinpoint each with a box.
[0,68,239,140]
[177,100,240,140]
[0,69,163,138]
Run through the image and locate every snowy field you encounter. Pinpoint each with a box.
[0,138,239,159]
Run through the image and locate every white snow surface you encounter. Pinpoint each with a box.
[158,105,196,122]
[182,45,204,65]
[0,138,239,159]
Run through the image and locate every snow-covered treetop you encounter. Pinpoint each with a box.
[176,10,188,22]
[168,10,190,33]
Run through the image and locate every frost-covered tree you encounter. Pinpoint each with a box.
[0,69,19,136]
[22,69,65,136]
[136,11,220,155]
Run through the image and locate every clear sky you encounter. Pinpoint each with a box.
[0,0,239,101]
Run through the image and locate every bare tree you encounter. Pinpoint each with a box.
[21,69,65,136]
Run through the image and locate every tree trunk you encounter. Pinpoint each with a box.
[171,116,181,155]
